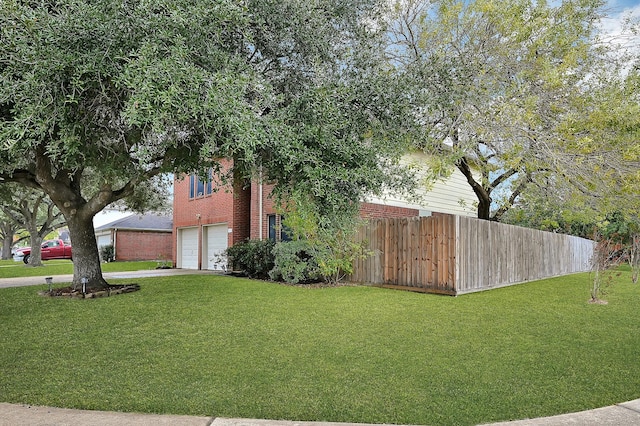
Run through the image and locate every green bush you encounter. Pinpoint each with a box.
[225,239,275,279]
[281,204,370,285]
[314,235,369,285]
[269,240,322,284]
[99,244,115,262]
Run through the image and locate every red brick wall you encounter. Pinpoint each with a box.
[173,160,260,265]
[115,231,173,261]
[249,182,279,240]
[173,174,235,229]
[359,202,419,219]
[173,171,236,266]
[232,171,251,244]
[173,169,421,266]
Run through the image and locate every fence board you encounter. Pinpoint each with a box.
[350,214,594,295]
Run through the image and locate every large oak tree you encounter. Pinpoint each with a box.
[0,0,416,290]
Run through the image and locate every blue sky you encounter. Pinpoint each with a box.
[605,0,640,19]
[609,0,640,10]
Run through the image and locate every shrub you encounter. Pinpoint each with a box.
[100,244,115,263]
[269,240,322,284]
[280,204,370,285]
[313,234,369,285]
[225,239,275,279]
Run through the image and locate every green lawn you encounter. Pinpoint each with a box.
[0,270,639,425]
[0,259,160,278]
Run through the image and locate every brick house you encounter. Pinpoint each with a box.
[173,155,479,270]
[95,212,173,262]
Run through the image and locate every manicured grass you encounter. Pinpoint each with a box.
[0,259,159,278]
[0,271,639,425]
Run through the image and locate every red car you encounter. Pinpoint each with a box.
[13,239,72,264]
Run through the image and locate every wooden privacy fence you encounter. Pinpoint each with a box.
[350,214,594,295]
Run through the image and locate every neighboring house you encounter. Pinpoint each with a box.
[95,212,173,262]
[173,155,478,270]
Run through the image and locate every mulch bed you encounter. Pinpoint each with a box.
[39,284,141,299]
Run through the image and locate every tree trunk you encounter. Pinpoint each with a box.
[66,213,109,291]
[27,233,43,266]
[1,237,12,260]
[26,145,132,291]
[456,157,492,220]
[1,221,17,260]
[477,196,492,221]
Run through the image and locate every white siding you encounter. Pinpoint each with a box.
[366,153,478,217]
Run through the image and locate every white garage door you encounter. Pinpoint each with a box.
[96,234,111,248]
[204,224,228,271]
[178,227,199,269]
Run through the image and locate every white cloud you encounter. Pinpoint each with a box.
[598,2,640,50]
[592,2,640,76]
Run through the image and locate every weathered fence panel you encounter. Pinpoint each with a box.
[455,216,594,294]
[350,214,594,295]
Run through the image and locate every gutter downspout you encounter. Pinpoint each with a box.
[113,229,117,261]
[196,214,202,270]
[259,168,263,241]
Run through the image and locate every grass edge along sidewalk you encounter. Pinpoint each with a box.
[0,259,159,279]
[0,270,639,425]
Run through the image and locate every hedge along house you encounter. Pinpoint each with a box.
[94,212,173,262]
[173,154,480,271]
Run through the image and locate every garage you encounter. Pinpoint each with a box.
[203,224,228,270]
[96,233,112,248]
[177,227,199,269]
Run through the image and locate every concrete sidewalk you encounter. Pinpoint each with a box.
[0,268,219,289]
[1,400,639,426]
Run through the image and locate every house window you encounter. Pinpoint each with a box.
[268,215,277,241]
[189,169,214,199]
[268,214,291,242]
[281,220,291,242]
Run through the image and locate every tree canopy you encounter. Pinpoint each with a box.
[386,0,639,220]
[0,0,416,289]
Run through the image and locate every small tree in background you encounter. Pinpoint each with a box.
[0,213,21,260]
[629,234,640,284]
[589,231,624,304]
[386,0,636,221]
[0,184,66,266]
